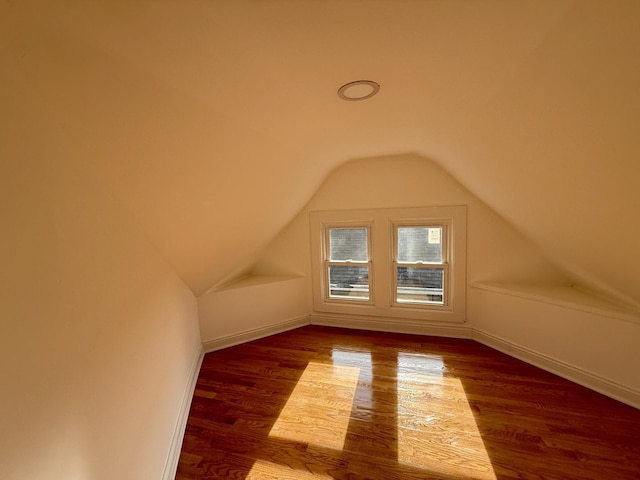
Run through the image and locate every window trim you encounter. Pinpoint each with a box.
[323,223,374,305]
[391,221,450,308]
[310,206,467,323]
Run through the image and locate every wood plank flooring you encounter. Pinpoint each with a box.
[175,326,640,480]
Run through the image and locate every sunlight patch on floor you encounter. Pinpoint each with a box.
[245,459,333,480]
[268,361,360,450]
[397,353,497,480]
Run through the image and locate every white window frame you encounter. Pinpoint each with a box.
[392,222,450,308]
[323,223,374,305]
[310,206,466,323]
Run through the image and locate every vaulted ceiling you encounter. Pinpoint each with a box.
[2,1,639,305]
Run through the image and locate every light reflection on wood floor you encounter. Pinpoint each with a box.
[397,370,495,479]
[268,362,361,451]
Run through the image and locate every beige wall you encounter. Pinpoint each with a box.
[254,154,567,288]
[471,288,640,396]
[0,160,201,479]
[198,276,310,347]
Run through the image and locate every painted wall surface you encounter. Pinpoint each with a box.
[471,288,640,397]
[254,155,568,291]
[4,1,638,306]
[0,161,202,479]
[198,277,310,345]
[440,0,640,307]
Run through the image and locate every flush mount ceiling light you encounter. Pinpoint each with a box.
[337,80,380,101]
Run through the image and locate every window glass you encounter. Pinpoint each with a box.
[328,265,369,299]
[327,228,370,300]
[329,228,368,262]
[396,267,444,305]
[397,227,442,263]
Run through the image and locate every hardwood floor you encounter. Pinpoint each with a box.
[175,326,640,480]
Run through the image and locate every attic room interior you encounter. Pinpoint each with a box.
[2,1,640,479]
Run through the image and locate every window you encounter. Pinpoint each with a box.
[394,225,447,306]
[326,227,371,301]
[310,206,466,323]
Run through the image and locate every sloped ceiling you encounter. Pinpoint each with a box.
[2,1,639,305]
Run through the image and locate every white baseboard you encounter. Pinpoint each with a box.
[162,345,204,480]
[310,313,473,339]
[473,329,640,410]
[202,315,310,353]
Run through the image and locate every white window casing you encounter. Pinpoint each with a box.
[323,224,374,304]
[310,206,467,323]
[392,223,449,308]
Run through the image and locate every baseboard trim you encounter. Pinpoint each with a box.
[162,345,204,480]
[310,313,472,339]
[202,315,310,353]
[473,329,640,410]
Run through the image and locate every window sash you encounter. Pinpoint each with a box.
[324,225,373,303]
[392,223,449,307]
[393,262,448,306]
[326,263,371,300]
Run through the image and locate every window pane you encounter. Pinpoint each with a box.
[396,267,443,304]
[397,227,442,263]
[329,228,368,262]
[328,265,369,299]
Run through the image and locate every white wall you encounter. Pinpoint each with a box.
[198,276,309,349]
[471,287,640,406]
[255,154,567,289]
[0,159,202,479]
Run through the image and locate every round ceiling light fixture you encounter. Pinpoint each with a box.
[337,80,380,101]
